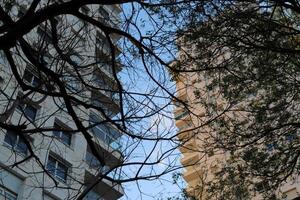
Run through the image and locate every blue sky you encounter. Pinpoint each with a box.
[116,2,186,199]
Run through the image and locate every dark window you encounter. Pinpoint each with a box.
[4,130,28,155]
[53,122,72,146]
[84,190,101,200]
[99,6,109,19]
[17,6,26,18]
[286,134,296,142]
[85,151,100,169]
[17,102,38,122]
[37,26,52,43]
[96,33,109,48]
[266,142,278,151]
[23,68,41,87]
[80,6,90,15]
[46,155,68,182]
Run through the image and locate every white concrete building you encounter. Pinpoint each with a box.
[0,2,124,200]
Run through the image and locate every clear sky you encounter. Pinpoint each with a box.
[117,2,186,199]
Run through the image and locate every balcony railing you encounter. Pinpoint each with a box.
[89,113,122,152]
[92,75,120,103]
[85,151,110,170]
[174,110,189,120]
[98,6,119,30]
[100,63,113,77]
[85,151,122,179]
[91,126,122,151]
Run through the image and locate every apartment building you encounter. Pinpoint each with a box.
[0,2,124,200]
[174,49,300,200]
[174,70,226,199]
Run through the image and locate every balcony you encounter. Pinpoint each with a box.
[178,137,197,153]
[98,16,120,30]
[85,139,123,169]
[90,97,119,118]
[85,150,124,183]
[96,32,122,58]
[183,165,203,183]
[97,63,114,78]
[98,6,120,29]
[90,124,122,152]
[85,150,110,171]
[175,113,192,128]
[174,109,189,121]
[181,153,200,167]
[88,112,123,167]
[90,74,120,111]
[96,61,122,78]
[84,170,124,200]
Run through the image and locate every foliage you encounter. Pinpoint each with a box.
[1,0,300,199]
[173,0,300,199]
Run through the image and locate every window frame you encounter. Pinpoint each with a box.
[3,130,28,155]
[99,6,109,19]
[22,67,41,88]
[16,101,38,122]
[46,154,70,183]
[53,120,72,146]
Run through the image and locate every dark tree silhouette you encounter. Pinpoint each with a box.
[1,0,300,200]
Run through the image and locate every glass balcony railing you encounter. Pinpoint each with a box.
[89,113,122,152]
[110,140,122,151]
[91,126,122,151]
[91,76,119,103]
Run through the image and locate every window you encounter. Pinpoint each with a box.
[23,68,41,87]
[99,6,109,19]
[17,102,38,122]
[37,25,52,43]
[4,130,28,155]
[96,33,109,48]
[0,185,17,200]
[89,113,108,142]
[17,6,26,18]
[266,142,277,152]
[53,121,72,146]
[80,6,90,15]
[174,109,189,120]
[46,155,69,182]
[286,134,296,142]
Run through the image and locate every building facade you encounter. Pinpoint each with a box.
[174,48,300,200]
[0,2,124,200]
[174,71,226,199]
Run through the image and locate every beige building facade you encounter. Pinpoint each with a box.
[174,53,300,200]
